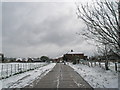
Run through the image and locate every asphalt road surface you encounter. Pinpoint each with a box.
[26,63,93,88]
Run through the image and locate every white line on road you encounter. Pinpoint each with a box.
[57,64,60,89]
[57,75,60,88]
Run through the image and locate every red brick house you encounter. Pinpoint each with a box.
[53,55,63,63]
[53,50,88,63]
[63,50,87,63]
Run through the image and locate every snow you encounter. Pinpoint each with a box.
[66,52,83,54]
[95,62,119,72]
[0,63,56,89]
[68,63,118,88]
[0,62,48,79]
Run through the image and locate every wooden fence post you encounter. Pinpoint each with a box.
[7,64,8,77]
[1,64,3,78]
[99,62,101,67]
[18,64,19,73]
[22,64,23,72]
[11,64,12,76]
[115,62,117,72]
[15,64,16,74]
[94,62,96,66]
[88,61,90,67]
[91,62,93,67]
[24,63,25,71]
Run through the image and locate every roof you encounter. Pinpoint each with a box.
[16,58,22,61]
[54,55,63,59]
[66,52,83,55]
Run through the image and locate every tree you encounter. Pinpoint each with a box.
[0,53,4,62]
[40,56,50,62]
[76,0,120,58]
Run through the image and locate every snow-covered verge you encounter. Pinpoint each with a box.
[0,62,48,79]
[0,63,56,89]
[68,63,118,88]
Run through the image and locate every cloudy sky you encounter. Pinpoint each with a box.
[2,1,97,58]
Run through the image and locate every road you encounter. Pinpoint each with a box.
[26,63,93,88]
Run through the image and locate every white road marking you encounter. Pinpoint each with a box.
[57,75,60,88]
[57,64,60,88]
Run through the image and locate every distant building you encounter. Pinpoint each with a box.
[22,58,28,62]
[28,58,33,62]
[16,58,23,62]
[53,56,63,63]
[63,50,87,63]
[32,58,41,62]
[53,50,88,63]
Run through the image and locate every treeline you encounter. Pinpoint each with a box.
[1,55,53,63]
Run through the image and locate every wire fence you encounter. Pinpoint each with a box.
[79,61,120,72]
[0,63,48,79]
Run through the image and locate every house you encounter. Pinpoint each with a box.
[15,58,28,62]
[53,55,64,63]
[53,50,88,63]
[63,50,87,63]
[28,58,34,62]
[22,58,28,62]
[32,58,41,62]
[16,58,23,62]
[54,58,59,63]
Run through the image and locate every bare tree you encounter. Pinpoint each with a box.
[94,43,110,70]
[76,0,120,59]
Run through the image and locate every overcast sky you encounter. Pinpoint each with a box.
[2,1,97,58]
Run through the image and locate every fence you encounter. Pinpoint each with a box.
[0,63,48,79]
[79,60,120,72]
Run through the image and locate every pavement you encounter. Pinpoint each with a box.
[25,63,93,88]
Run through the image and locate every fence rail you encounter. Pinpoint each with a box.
[79,61,120,72]
[0,63,48,79]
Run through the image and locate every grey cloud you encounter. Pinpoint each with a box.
[2,2,96,58]
[0,2,2,52]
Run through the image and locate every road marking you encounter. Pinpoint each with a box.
[57,64,60,88]
[57,75,60,88]
[60,65,63,80]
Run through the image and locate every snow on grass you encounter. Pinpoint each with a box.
[68,63,118,88]
[0,62,48,79]
[0,63,56,89]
